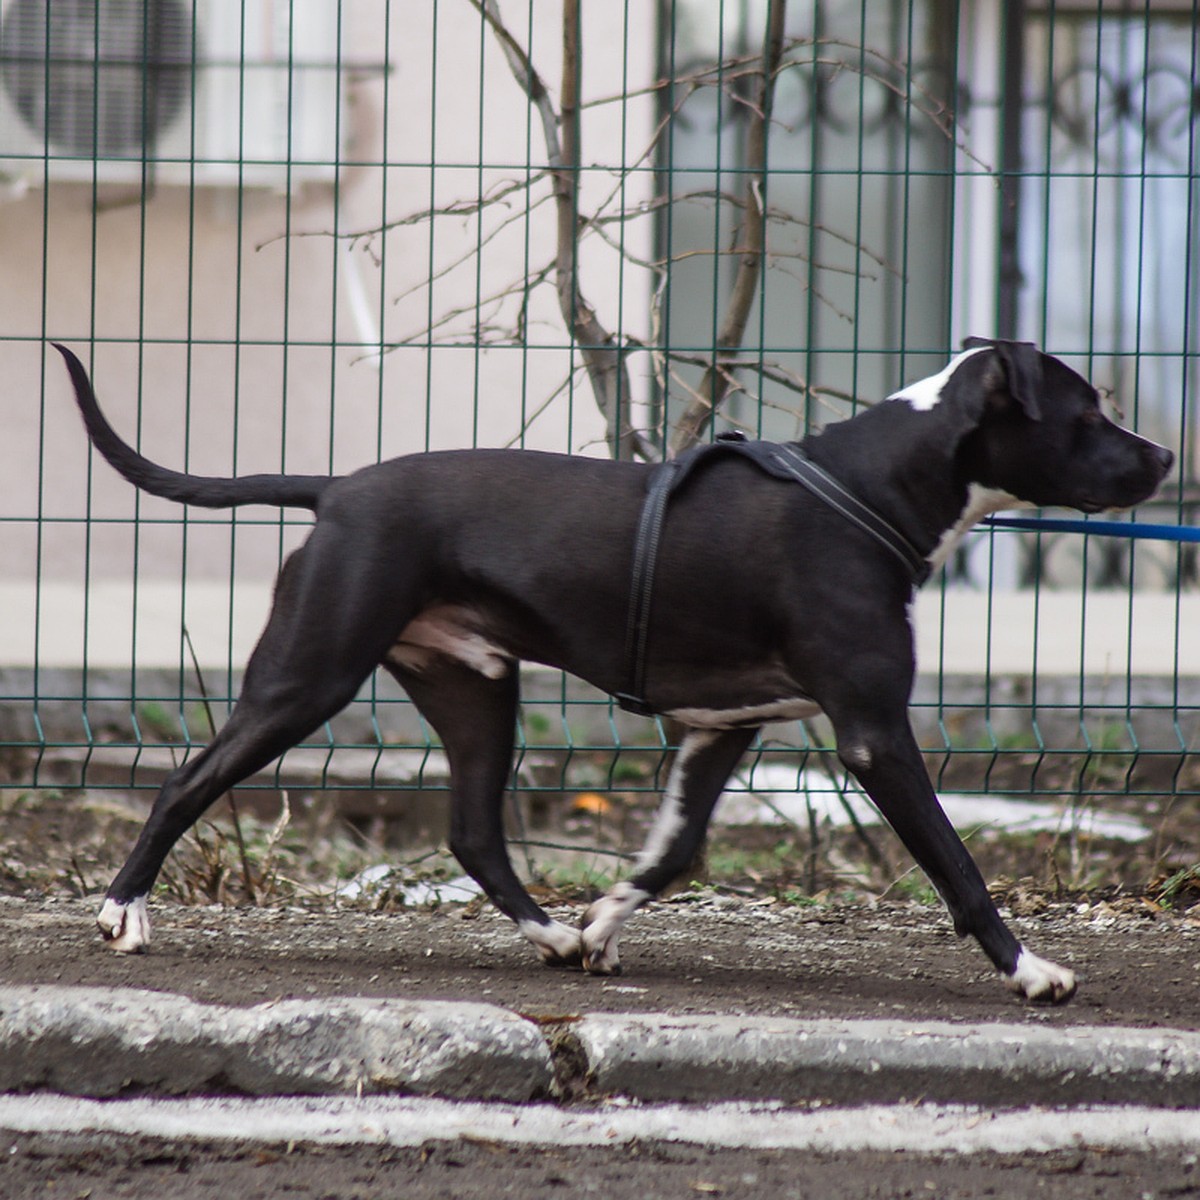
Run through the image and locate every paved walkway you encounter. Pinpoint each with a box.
[3,581,1199,675]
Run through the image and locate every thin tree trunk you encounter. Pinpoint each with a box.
[669,0,788,456]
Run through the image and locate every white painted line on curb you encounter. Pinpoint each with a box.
[2,1094,1199,1156]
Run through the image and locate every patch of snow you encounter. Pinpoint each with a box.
[336,865,483,905]
[715,763,1149,842]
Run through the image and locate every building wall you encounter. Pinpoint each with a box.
[2,0,655,587]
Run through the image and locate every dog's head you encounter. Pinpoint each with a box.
[949,338,1174,514]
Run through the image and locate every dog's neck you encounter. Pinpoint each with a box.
[927,484,1033,570]
[800,407,996,576]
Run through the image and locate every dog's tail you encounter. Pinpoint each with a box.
[54,344,335,512]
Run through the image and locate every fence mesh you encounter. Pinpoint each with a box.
[0,1,1196,888]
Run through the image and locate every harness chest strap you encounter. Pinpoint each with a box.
[615,437,931,716]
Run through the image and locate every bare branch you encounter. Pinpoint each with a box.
[468,0,651,461]
[385,188,557,312]
[663,350,861,411]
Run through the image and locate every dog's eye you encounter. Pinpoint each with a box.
[1081,407,1106,428]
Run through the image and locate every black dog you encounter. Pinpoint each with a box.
[55,340,1172,1003]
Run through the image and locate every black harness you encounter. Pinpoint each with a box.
[614,434,932,716]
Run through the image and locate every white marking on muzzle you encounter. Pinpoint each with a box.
[888,345,988,411]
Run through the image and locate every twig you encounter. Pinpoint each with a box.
[183,625,257,905]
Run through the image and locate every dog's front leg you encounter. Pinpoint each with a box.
[387,660,584,967]
[581,725,758,974]
[830,708,1076,1004]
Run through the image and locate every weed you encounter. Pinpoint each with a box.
[522,712,553,740]
[1154,864,1200,910]
[886,872,940,906]
[135,701,180,743]
[539,858,617,896]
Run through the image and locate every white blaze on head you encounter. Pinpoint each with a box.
[887,345,989,411]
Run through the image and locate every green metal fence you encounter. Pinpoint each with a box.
[1,2,1197,848]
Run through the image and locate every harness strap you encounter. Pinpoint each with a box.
[763,443,931,584]
[615,436,930,715]
[613,459,682,716]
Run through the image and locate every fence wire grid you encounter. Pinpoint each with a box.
[1,1,1198,855]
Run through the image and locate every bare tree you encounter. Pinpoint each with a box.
[337,2,977,462]
[472,0,651,460]
[667,0,787,456]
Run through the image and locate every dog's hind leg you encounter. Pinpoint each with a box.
[98,653,383,952]
[97,531,407,951]
[580,724,757,975]
[387,660,583,967]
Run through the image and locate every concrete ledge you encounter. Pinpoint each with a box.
[0,986,553,1102]
[5,986,1200,1108]
[570,1013,1200,1107]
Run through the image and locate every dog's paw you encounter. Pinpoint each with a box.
[581,923,622,976]
[580,882,648,976]
[581,898,624,975]
[580,931,622,976]
[519,918,583,968]
[97,896,151,953]
[1005,946,1076,1004]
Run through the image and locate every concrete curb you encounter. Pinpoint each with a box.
[0,987,551,1102]
[568,1013,1200,1107]
[3,986,1200,1108]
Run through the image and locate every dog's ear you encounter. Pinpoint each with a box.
[962,337,1044,421]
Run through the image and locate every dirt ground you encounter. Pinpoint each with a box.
[0,892,1198,1028]
[6,1130,1199,1200]
[2,897,1200,1199]
[2,772,1200,1033]
[2,782,1200,1197]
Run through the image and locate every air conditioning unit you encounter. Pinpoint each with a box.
[0,0,344,189]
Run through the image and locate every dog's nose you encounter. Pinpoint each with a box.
[1154,444,1175,474]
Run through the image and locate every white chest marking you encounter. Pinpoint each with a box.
[928,484,1033,570]
[389,606,513,679]
[666,697,822,729]
[888,346,988,411]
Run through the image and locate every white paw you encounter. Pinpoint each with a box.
[97,896,151,953]
[1005,946,1076,1004]
[581,923,622,975]
[519,918,583,967]
[580,883,648,976]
